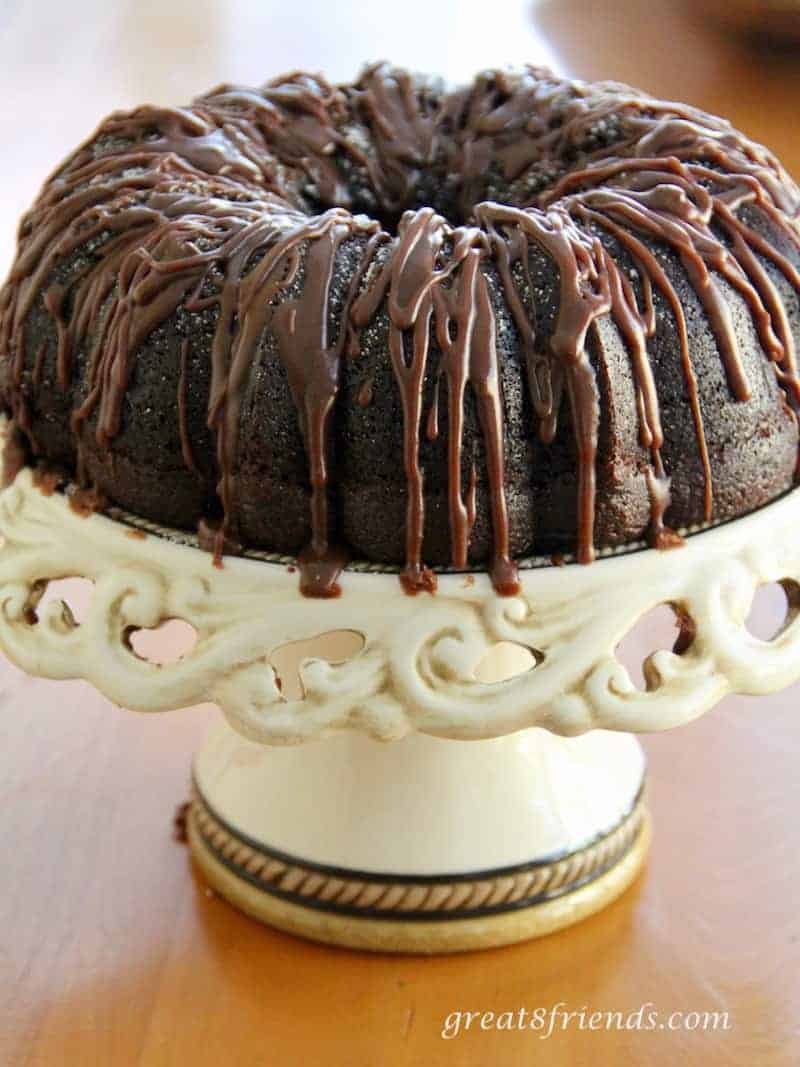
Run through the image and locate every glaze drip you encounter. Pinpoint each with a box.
[1,65,799,595]
[350,208,518,594]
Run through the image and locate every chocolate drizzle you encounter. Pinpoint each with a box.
[1,65,800,595]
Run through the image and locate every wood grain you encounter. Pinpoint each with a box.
[1,1,800,1063]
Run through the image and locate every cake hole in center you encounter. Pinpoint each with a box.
[270,629,366,700]
[311,181,475,238]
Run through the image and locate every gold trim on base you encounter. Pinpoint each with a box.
[187,806,651,954]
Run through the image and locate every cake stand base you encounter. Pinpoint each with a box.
[188,720,649,953]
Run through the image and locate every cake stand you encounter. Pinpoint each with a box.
[1,428,799,952]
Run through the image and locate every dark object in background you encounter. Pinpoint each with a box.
[699,0,800,44]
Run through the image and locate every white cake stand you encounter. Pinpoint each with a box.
[2,426,799,952]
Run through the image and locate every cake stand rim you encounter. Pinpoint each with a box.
[4,408,798,587]
[3,430,800,743]
[36,475,800,590]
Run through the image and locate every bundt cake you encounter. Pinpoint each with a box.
[1,64,799,597]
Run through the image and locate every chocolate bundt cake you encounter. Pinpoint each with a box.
[1,64,800,597]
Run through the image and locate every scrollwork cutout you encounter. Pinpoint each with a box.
[1,462,800,744]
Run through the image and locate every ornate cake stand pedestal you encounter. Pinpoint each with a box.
[1,444,799,951]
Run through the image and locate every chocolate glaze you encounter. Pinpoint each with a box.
[1,66,799,595]
[67,486,107,518]
[31,464,63,496]
[196,516,243,567]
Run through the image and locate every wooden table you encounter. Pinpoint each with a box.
[2,1,799,1063]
